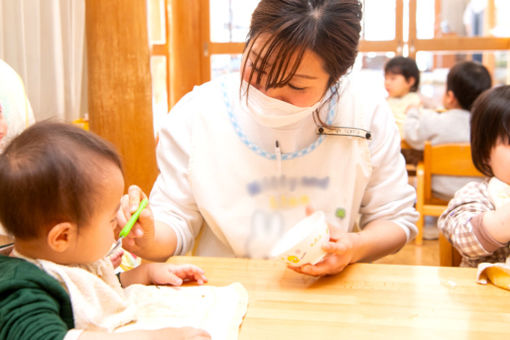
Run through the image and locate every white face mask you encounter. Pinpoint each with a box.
[240,81,325,128]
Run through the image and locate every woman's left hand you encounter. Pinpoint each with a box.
[288,233,360,276]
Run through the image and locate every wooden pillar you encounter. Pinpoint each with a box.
[85,0,158,195]
[169,0,203,107]
[408,0,417,59]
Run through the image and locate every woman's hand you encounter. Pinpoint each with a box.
[116,185,155,255]
[288,233,360,277]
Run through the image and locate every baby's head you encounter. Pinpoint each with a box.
[0,121,124,264]
[384,56,420,98]
[470,85,510,182]
[444,61,491,111]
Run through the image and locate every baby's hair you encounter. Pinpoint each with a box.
[446,61,492,111]
[0,121,122,239]
[384,56,420,92]
[470,85,510,177]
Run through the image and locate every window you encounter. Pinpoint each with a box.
[149,0,510,114]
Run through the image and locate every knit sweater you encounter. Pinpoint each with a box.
[0,255,74,340]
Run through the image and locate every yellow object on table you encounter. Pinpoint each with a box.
[477,262,510,291]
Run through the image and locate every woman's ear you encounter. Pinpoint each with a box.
[47,222,77,253]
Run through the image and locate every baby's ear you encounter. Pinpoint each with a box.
[47,222,77,252]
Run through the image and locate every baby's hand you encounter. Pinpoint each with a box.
[108,249,124,268]
[146,263,208,286]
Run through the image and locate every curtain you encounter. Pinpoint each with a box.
[0,0,86,122]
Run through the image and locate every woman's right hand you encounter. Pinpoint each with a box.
[116,185,155,255]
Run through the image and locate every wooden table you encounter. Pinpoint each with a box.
[169,256,510,339]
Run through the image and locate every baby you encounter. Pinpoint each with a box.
[0,122,210,340]
[439,85,510,267]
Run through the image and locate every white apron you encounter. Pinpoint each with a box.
[188,77,373,258]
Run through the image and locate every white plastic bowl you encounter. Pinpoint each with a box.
[270,211,329,266]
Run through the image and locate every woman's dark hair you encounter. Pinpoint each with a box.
[0,121,122,239]
[447,61,492,111]
[242,0,362,95]
[470,85,510,177]
[384,56,420,92]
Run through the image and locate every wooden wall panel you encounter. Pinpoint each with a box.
[169,0,203,107]
[85,0,158,194]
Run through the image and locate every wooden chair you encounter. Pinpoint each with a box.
[439,233,462,267]
[401,139,420,176]
[415,141,483,246]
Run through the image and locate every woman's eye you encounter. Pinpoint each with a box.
[288,83,305,91]
[247,58,267,75]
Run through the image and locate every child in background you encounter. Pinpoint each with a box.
[404,60,492,201]
[0,122,210,340]
[384,56,421,136]
[439,85,510,267]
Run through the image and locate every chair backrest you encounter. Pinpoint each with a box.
[421,141,483,266]
[423,141,483,201]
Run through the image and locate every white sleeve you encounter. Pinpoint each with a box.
[150,90,204,255]
[403,107,437,150]
[360,100,419,241]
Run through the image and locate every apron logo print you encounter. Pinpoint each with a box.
[335,208,346,219]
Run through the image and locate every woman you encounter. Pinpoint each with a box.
[121,0,418,276]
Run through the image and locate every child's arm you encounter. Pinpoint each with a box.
[78,327,210,340]
[119,262,207,287]
[402,107,437,150]
[0,288,70,340]
[481,205,510,244]
[438,182,505,259]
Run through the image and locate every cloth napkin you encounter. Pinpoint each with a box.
[477,257,510,291]
[12,250,248,338]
